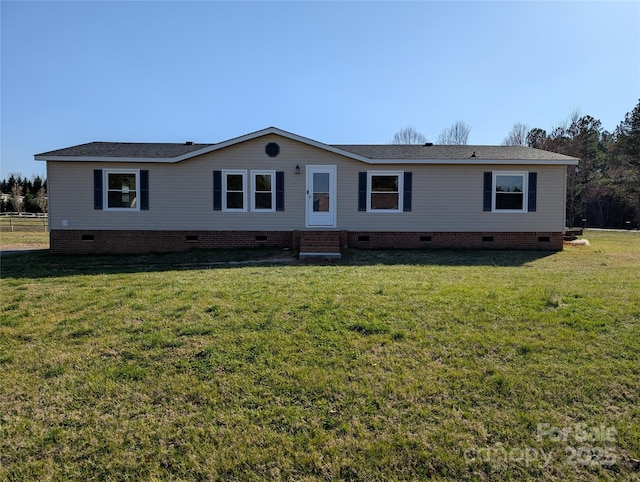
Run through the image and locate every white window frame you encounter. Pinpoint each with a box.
[251,170,276,212]
[222,169,247,212]
[367,170,403,213]
[492,171,528,213]
[103,169,140,211]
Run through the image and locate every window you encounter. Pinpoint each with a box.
[493,172,527,212]
[214,170,283,212]
[367,171,403,212]
[104,170,139,210]
[252,170,276,212]
[222,170,247,211]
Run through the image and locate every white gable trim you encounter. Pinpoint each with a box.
[35,127,372,164]
[208,127,372,163]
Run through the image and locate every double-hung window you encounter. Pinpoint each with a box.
[104,169,140,210]
[493,172,527,212]
[367,171,403,212]
[222,170,247,212]
[214,169,283,212]
[252,170,276,212]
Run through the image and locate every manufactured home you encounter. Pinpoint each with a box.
[35,127,579,257]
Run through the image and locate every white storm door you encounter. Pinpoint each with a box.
[306,165,336,227]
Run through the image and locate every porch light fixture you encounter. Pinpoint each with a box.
[295,164,300,174]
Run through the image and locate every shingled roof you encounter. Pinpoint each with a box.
[333,144,578,161]
[35,141,214,159]
[35,127,579,164]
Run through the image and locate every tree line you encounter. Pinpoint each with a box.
[0,175,47,214]
[393,100,640,228]
[393,120,471,146]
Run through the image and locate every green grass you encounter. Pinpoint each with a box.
[0,217,49,247]
[1,231,639,480]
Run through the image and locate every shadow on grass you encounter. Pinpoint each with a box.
[0,246,559,279]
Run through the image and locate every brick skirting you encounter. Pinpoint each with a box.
[347,231,563,250]
[49,230,564,254]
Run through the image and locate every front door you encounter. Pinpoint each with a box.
[306,165,336,227]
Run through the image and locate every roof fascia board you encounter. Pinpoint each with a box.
[365,158,579,166]
[35,155,579,166]
[35,156,178,163]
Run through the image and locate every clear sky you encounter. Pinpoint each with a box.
[1,0,639,179]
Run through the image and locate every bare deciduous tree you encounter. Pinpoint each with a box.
[10,183,24,214]
[36,186,48,213]
[437,120,471,145]
[392,126,427,145]
[502,122,530,146]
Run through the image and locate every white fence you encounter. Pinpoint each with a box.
[0,213,49,231]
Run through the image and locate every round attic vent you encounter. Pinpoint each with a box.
[265,142,280,157]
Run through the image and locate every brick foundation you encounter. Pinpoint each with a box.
[347,231,564,250]
[50,230,564,254]
[49,230,293,255]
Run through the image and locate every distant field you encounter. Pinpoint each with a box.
[1,231,638,480]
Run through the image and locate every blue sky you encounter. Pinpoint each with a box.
[1,1,639,179]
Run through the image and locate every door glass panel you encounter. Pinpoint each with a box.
[313,173,329,192]
[313,173,330,212]
[313,193,329,212]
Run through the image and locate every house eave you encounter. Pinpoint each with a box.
[35,156,180,163]
[34,127,373,164]
[35,155,579,166]
[34,127,580,166]
[364,158,580,166]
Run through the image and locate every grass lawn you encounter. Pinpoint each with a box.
[0,216,49,248]
[1,231,639,480]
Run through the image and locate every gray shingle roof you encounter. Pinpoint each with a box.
[34,128,578,164]
[332,144,578,161]
[35,142,214,158]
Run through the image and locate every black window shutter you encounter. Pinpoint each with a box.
[528,172,537,212]
[213,170,222,211]
[358,172,367,211]
[93,169,103,210]
[403,172,412,212]
[140,170,149,210]
[483,172,492,211]
[276,171,284,211]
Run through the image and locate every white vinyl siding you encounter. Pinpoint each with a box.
[46,134,567,233]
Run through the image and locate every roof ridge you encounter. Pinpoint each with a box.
[90,141,214,145]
